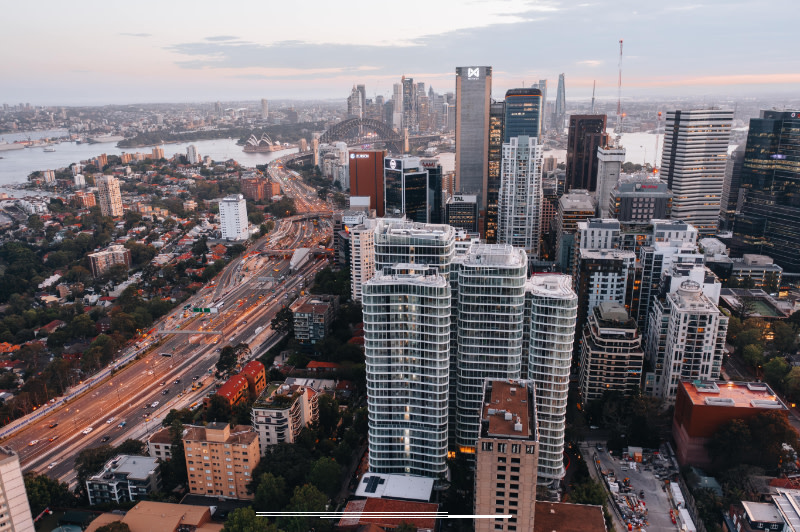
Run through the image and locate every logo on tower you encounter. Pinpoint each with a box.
[389,159,397,170]
[467,68,480,79]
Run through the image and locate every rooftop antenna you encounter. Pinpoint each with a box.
[616,39,624,138]
[591,80,596,114]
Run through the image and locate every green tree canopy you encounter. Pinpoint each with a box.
[23,473,76,516]
[221,507,278,532]
[254,473,289,512]
[308,457,341,498]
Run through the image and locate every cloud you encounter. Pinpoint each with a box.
[120,32,151,38]
[205,35,239,42]
[577,60,603,67]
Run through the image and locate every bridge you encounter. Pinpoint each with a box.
[318,117,441,154]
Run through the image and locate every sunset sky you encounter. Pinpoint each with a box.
[3,0,798,104]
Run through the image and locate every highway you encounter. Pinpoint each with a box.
[3,156,333,486]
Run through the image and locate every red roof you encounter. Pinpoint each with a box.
[216,375,248,402]
[338,498,438,530]
[307,361,341,370]
[241,360,265,379]
[37,320,66,334]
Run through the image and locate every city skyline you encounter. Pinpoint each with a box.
[2,0,799,105]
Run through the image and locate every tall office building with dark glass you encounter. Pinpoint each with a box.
[384,156,429,223]
[503,88,543,142]
[565,115,608,192]
[486,101,505,242]
[455,66,492,234]
[732,110,800,272]
[552,74,566,133]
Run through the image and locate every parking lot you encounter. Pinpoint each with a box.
[581,442,682,532]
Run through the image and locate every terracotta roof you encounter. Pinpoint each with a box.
[216,375,248,401]
[147,427,174,445]
[338,498,438,530]
[534,501,607,532]
[307,361,341,370]
[241,360,265,379]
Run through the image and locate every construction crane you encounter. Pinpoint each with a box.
[617,39,624,136]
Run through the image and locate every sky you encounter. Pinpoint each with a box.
[2,0,799,105]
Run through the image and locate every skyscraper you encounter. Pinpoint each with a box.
[186,144,200,164]
[384,156,429,223]
[402,76,417,132]
[497,135,543,259]
[565,115,608,192]
[551,74,566,133]
[455,66,492,231]
[0,448,34,532]
[347,86,363,119]
[503,88,543,142]
[219,194,249,240]
[260,99,269,119]
[732,111,800,271]
[349,150,387,217]
[363,265,451,477]
[661,109,733,235]
[720,145,744,231]
[595,145,626,218]
[531,79,548,132]
[485,101,505,243]
[96,175,123,217]
[524,274,577,486]
[392,83,403,131]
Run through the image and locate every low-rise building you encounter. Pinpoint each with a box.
[251,382,319,454]
[86,455,161,506]
[211,374,249,407]
[291,295,336,345]
[240,360,266,399]
[724,501,785,532]
[147,427,176,461]
[183,423,259,500]
[84,501,223,532]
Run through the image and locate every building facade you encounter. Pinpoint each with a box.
[349,150,387,216]
[384,156,429,223]
[0,448,34,532]
[183,423,259,499]
[596,145,626,218]
[219,194,249,240]
[554,191,596,273]
[565,115,608,192]
[486,101,506,243]
[290,296,335,345]
[610,176,672,223]
[661,109,733,235]
[88,244,131,278]
[455,66,492,225]
[96,175,123,217]
[252,383,319,453]
[497,136,544,260]
[503,88,543,142]
[445,194,479,232]
[86,455,161,506]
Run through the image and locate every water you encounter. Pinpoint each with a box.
[0,133,298,186]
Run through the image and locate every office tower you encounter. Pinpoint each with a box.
[349,150,387,216]
[497,135,544,260]
[720,145,744,230]
[363,266,451,477]
[578,302,643,403]
[503,88,543,142]
[402,76,417,132]
[732,111,800,271]
[454,244,528,452]
[531,79,548,131]
[610,176,672,222]
[524,274,577,486]
[392,83,403,131]
[645,280,727,402]
[420,158,444,224]
[186,144,200,164]
[183,423,259,499]
[661,109,733,235]
[96,175,123,217]
[474,379,538,532]
[260,98,269,119]
[350,218,378,302]
[0,448,34,532]
[445,194,479,232]
[486,101,505,242]
[356,84,366,114]
[215,101,222,116]
[596,145,626,218]
[552,74,566,133]
[455,66,492,228]
[554,190,595,273]
[565,115,608,192]
[347,86,363,119]
[218,194,249,240]
[384,156,429,222]
[373,219,456,278]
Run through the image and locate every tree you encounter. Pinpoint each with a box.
[568,478,606,506]
[249,444,313,492]
[707,418,752,471]
[308,457,341,498]
[772,321,797,353]
[24,473,76,516]
[205,395,232,423]
[254,473,289,512]
[96,523,132,532]
[271,307,294,335]
[786,367,800,402]
[280,484,329,532]
[222,507,278,532]
[742,344,765,370]
[115,439,146,455]
[764,357,790,391]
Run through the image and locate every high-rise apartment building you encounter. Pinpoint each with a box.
[88,244,132,278]
[402,77,417,132]
[645,280,728,402]
[497,135,543,260]
[595,145,626,218]
[524,274,577,486]
[454,244,528,452]
[363,266,451,477]
[574,248,636,335]
[565,115,608,192]
[732,111,800,271]
[349,218,377,302]
[552,74,566,133]
[186,144,200,164]
[96,175,123,217]
[183,423,259,500]
[384,156,429,222]
[661,109,733,235]
[218,194,249,241]
[252,383,319,453]
[578,302,643,403]
[240,178,268,201]
[554,190,596,272]
[349,150,387,216]
[373,219,456,279]
[0,448,34,532]
[486,101,505,243]
[474,379,538,532]
[455,66,492,226]
[503,89,543,144]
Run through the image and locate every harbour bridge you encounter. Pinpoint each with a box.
[318,117,441,154]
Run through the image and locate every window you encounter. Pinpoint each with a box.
[496,483,505,489]
[482,441,494,452]
[497,465,506,471]
[511,458,520,464]
[526,445,536,454]
[497,457,506,463]
[498,443,507,453]
[511,444,520,454]
[496,491,505,497]
[497,474,506,480]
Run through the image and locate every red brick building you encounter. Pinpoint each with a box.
[240,360,266,399]
[241,178,268,201]
[211,375,249,407]
[348,150,387,217]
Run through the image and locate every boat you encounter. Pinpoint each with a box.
[43,146,56,152]
[0,142,25,152]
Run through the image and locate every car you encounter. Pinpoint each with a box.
[82,427,93,435]
[161,389,169,395]
[143,404,150,409]
[106,417,116,424]
[150,401,159,408]
[160,381,166,386]
[173,379,181,384]
[143,412,150,418]
[192,375,199,381]
[101,436,111,443]
[28,440,39,446]
[48,435,59,442]
[118,421,127,428]
[47,461,58,470]
[48,422,58,429]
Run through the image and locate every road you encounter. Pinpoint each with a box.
[4,158,333,486]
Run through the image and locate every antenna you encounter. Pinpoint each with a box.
[617,39,623,136]
[591,80,596,114]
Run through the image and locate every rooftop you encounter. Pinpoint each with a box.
[579,248,636,260]
[240,360,265,379]
[147,427,174,445]
[481,379,535,440]
[559,190,595,212]
[742,501,784,524]
[534,501,607,532]
[183,424,257,445]
[464,243,526,267]
[337,498,438,530]
[355,473,435,501]
[89,455,159,482]
[596,301,631,323]
[526,274,576,299]
[84,501,220,532]
[773,488,800,531]
[682,381,786,410]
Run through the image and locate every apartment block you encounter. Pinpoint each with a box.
[88,244,131,278]
[86,455,161,506]
[0,448,34,532]
[251,382,319,453]
[183,423,259,500]
[290,295,336,345]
